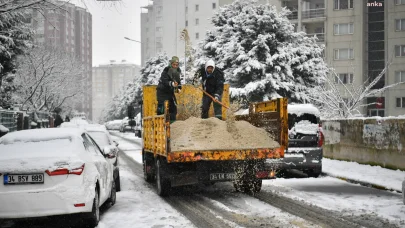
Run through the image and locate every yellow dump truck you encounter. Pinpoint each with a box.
[141,84,288,196]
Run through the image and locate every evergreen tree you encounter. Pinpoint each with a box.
[195,0,327,105]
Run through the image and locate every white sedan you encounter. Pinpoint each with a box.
[0,128,116,227]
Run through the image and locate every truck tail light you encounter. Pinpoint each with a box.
[46,164,85,176]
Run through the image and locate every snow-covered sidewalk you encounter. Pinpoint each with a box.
[323,158,405,192]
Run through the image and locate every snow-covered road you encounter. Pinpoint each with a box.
[110,131,405,228]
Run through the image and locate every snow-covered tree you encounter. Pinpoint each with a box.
[12,45,87,112]
[100,53,169,122]
[0,7,33,108]
[195,0,327,106]
[308,61,405,119]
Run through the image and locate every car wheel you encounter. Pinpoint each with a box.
[156,159,170,196]
[115,174,121,192]
[306,167,322,178]
[107,181,116,206]
[85,189,99,228]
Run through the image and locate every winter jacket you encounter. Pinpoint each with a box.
[156,66,182,103]
[54,114,64,128]
[194,67,225,97]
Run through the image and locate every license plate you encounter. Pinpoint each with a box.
[3,174,44,185]
[209,173,236,180]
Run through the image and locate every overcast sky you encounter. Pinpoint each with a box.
[68,0,148,66]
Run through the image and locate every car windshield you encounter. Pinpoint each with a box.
[87,131,110,148]
[288,113,319,130]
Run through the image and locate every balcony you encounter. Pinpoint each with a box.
[287,11,298,20]
[302,8,325,19]
[306,33,325,42]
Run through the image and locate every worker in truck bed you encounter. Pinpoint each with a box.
[156,56,182,123]
[194,59,225,120]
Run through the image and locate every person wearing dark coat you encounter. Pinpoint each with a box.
[156,56,182,123]
[194,59,225,120]
[65,116,70,122]
[54,114,64,128]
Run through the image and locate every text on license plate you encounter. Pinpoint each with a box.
[210,173,236,180]
[4,174,44,185]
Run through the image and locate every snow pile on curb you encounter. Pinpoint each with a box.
[170,117,279,151]
[323,158,404,192]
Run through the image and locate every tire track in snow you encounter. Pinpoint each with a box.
[113,132,400,228]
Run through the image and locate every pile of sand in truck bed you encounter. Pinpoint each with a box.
[170,117,280,151]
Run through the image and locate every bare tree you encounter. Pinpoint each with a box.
[308,59,404,118]
[13,45,88,112]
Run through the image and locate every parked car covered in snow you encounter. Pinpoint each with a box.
[119,117,133,133]
[85,124,121,192]
[134,112,142,138]
[266,104,324,178]
[0,128,116,227]
[105,120,122,131]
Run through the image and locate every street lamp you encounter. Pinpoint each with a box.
[124,37,141,43]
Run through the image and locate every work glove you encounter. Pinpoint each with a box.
[177,89,181,93]
[171,81,178,88]
[214,94,220,101]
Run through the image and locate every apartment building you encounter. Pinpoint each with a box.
[140,0,268,67]
[268,0,405,117]
[30,2,93,119]
[92,61,141,123]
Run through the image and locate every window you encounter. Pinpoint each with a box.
[156,16,162,22]
[156,37,162,42]
[334,0,353,10]
[185,6,188,13]
[196,33,199,39]
[396,71,405,82]
[335,73,354,84]
[195,18,199,25]
[186,20,188,27]
[395,0,405,5]
[395,45,405,57]
[396,19,405,31]
[195,4,199,11]
[334,23,354,35]
[156,27,162,32]
[396,97,405,108]
[213,3,217,9]
[334,48,354,60]
[368,109,384,117]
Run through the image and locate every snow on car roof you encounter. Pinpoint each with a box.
[288,104,320,117]
[0,128,85,145]
[85,124,108,132]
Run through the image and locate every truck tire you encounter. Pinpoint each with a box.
[156,159,170,196]
[143,155,155,183]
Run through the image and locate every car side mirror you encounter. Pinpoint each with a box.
[103,146,116,159]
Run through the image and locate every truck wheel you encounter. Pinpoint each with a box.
[143,155,154,182]
[156,159,170,196]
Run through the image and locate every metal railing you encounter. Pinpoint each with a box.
[306,33,325,42]
[0,110,17,132]
[287,11,298,20]
[302,8,325,19]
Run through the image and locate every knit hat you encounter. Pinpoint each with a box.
[169,56,179,65]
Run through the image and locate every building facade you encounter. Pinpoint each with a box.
[140,0,269,67]
[267,0,405,117]
[92,61,141,123]
[30,2,93,119]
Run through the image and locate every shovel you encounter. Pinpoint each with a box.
[196,87,229,110]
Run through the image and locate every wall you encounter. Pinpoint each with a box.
[322,118,405,170]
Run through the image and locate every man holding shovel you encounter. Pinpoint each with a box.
[157,56,182,122]
[194,59,225,120]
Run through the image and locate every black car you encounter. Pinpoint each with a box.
[269,104,324,178]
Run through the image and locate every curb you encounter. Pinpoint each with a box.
[322,172,402,194]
